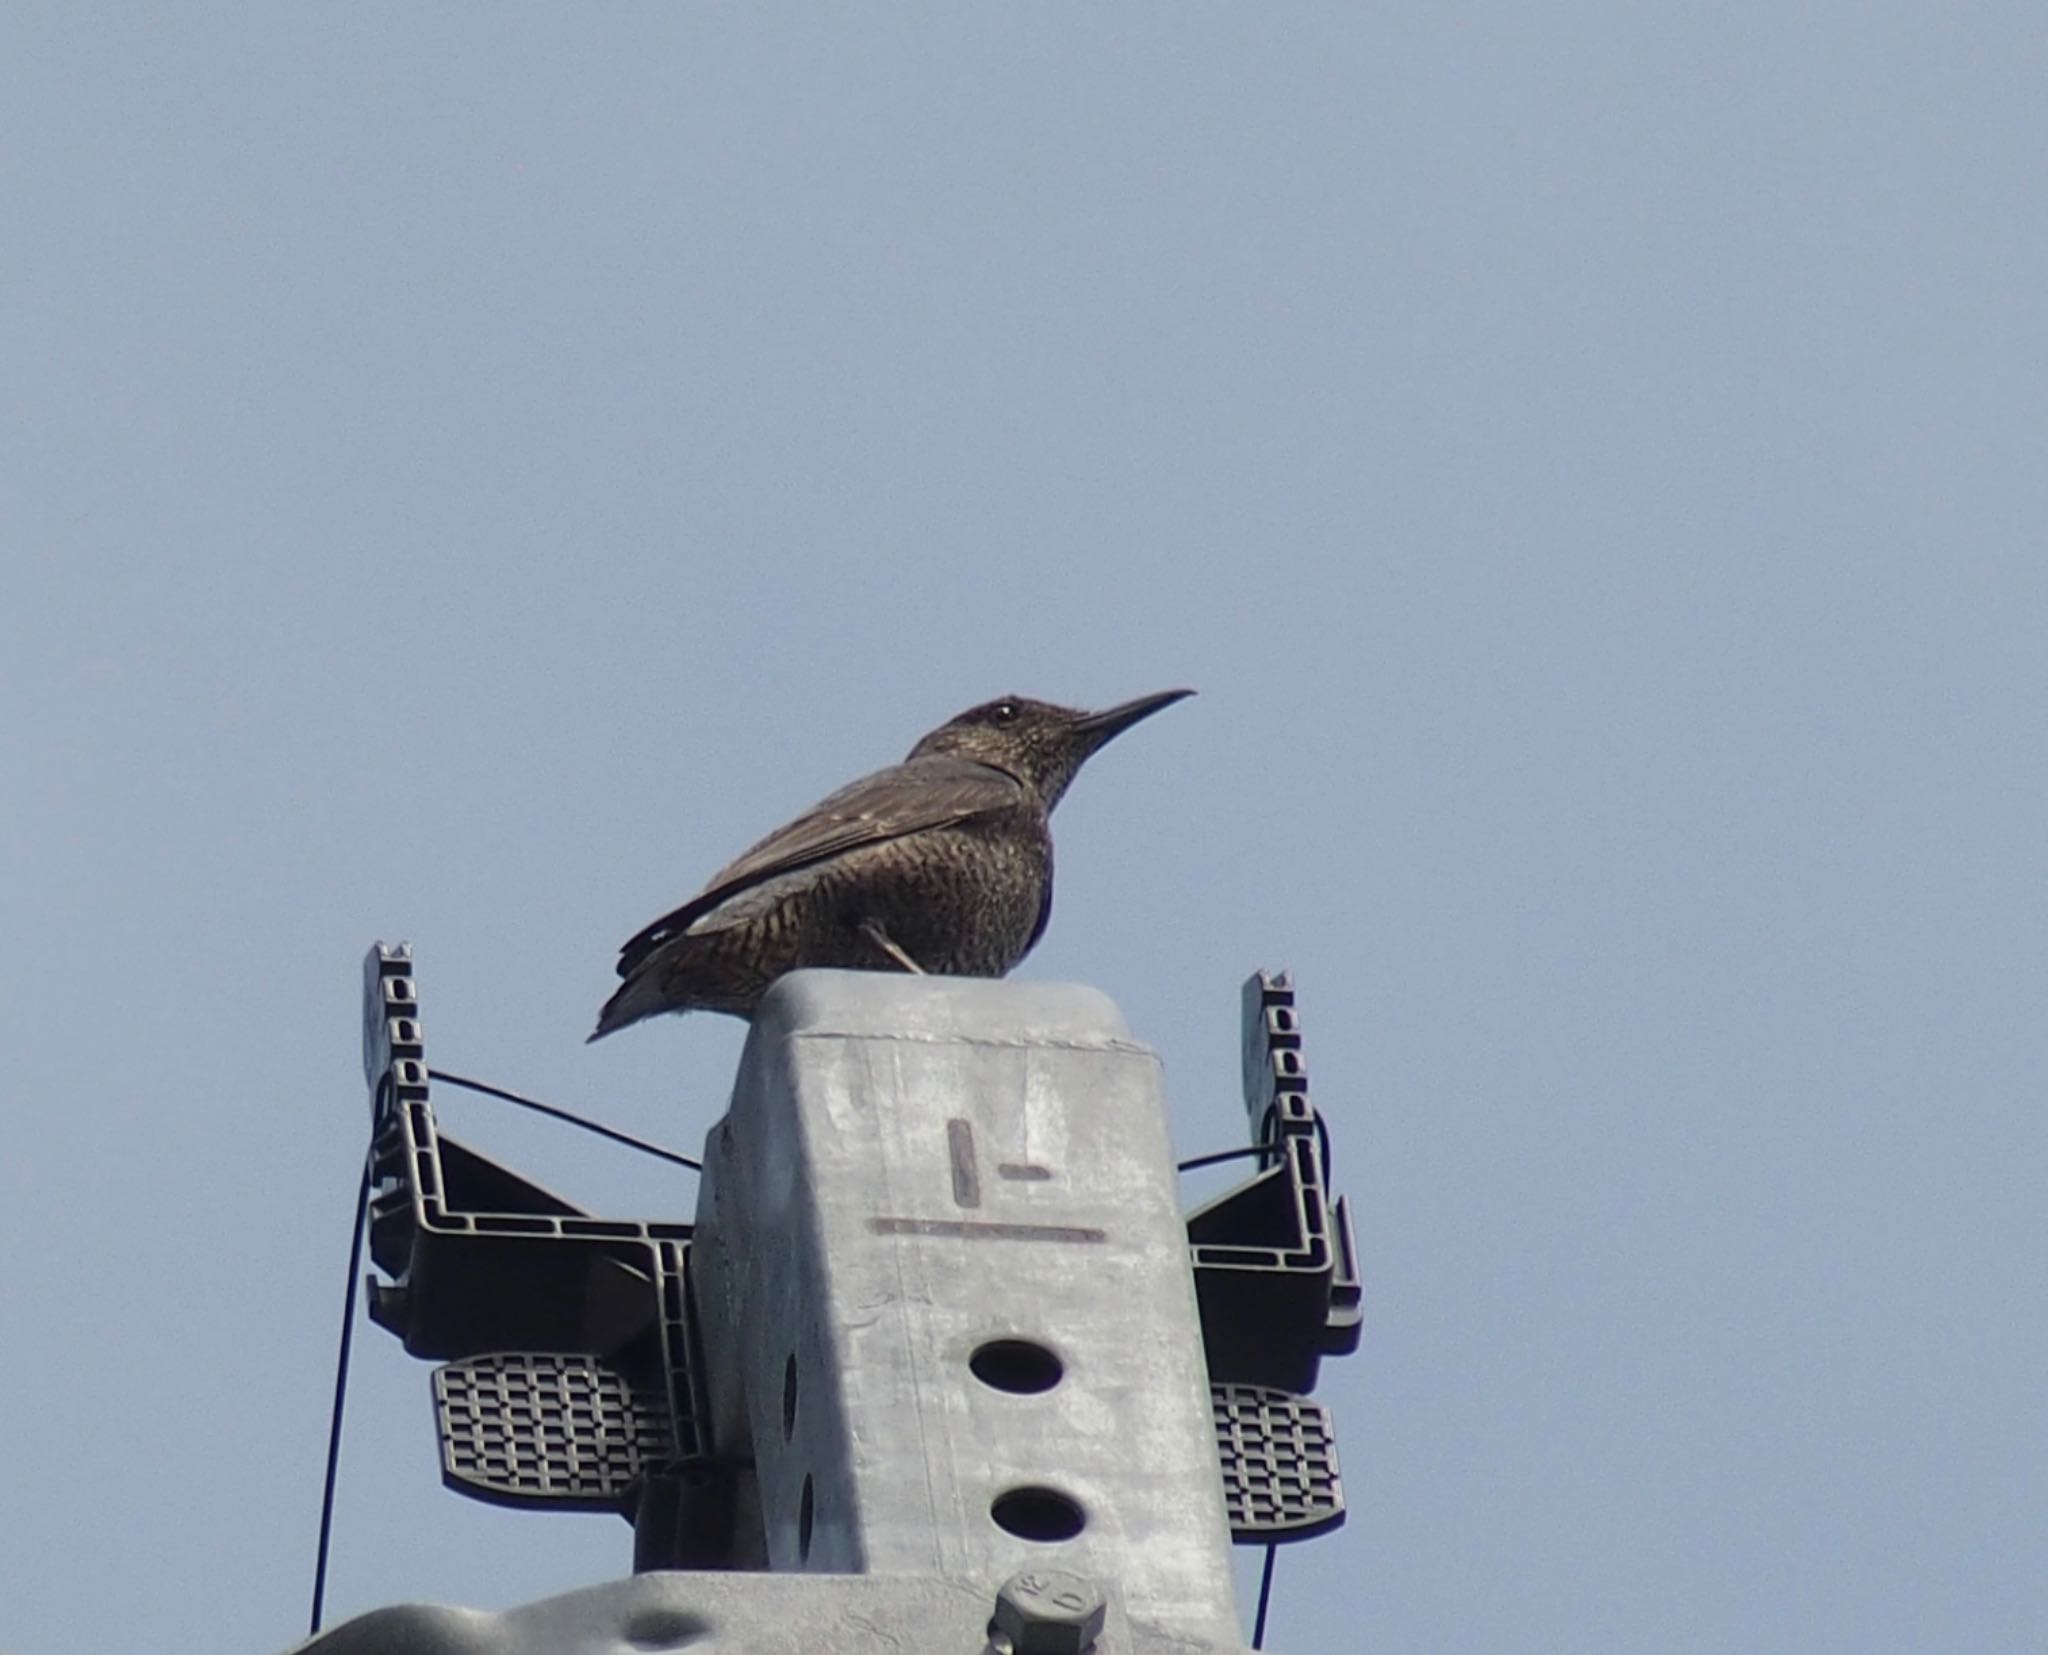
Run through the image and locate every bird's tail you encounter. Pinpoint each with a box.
[586,971,674,1043]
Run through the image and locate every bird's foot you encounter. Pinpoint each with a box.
[859,919,928,976]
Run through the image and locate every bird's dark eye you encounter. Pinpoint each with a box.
[991,699,1020,724]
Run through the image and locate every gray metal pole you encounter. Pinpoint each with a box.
[691,971,1248,1648]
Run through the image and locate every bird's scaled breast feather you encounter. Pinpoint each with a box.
[614,757,1026,976]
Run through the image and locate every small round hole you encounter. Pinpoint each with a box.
[990,1485,1085,1542]
[798,1474,815,1561]
[782,1354,798,1441]
[970,1338,1064,1395]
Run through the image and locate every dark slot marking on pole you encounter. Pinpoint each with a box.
[946,1118,982,1209]
[997,1162,1053,1182]
[869,1217,1107,1245]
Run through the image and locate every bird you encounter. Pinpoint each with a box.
[589,689,1193,1041]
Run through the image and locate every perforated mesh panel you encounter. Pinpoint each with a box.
[1212,1382,1345,1541]
[433,1353,671,1509]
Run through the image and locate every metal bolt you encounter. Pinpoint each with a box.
[990,1570,1108,1655]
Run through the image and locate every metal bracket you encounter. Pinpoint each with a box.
[1187,970,1362,1542]
[357,945,716,1561]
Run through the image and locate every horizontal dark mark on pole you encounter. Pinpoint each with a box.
[996,1162,1053,1182]
[869,1216,1106,1245]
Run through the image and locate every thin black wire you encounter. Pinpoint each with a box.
[1180,1109,1332,1181]
[310,1124,375,1635]
[428,1067,701,1171]
[1252,1541,1278,1648]
[1177,1143,1271,1173]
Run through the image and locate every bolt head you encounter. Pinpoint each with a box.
[992,1570,1107,1655]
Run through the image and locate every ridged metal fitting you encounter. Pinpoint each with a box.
[990,1570,1107,1655]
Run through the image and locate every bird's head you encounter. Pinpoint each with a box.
[909,689,1194,809]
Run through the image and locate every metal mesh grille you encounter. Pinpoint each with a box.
[433,1353,671,1509]
[1212,1382,1345,1541]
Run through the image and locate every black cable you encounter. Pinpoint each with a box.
[427,1067,701,1171]
[1177,1143,1270,1173]
[310,1138,373,1635]
[1182,1108,1331,1184]
[1252,1541,1278,1648]
[1181,1099,1293,1174]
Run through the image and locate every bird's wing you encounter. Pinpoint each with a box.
[614,756,1025,978]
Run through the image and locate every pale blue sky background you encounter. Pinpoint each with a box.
[3,8,2043,1653]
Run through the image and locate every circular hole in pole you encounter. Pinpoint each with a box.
[969,1338,1065,1395]
[782,1354,798,1441]
[798,1474,815,1562]
[990,1485,1086,1542]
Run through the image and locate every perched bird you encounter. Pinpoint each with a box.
[589,689,1193,1040]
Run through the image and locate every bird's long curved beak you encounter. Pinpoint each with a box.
[1075,687,1196,746]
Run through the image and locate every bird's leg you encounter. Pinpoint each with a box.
[859,918,928,975]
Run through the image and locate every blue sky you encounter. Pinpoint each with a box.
[2,8,2043,1652]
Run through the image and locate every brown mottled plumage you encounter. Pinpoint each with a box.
[589,690,1193,1040]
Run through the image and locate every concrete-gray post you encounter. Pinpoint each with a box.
[690,971,1245,1648]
